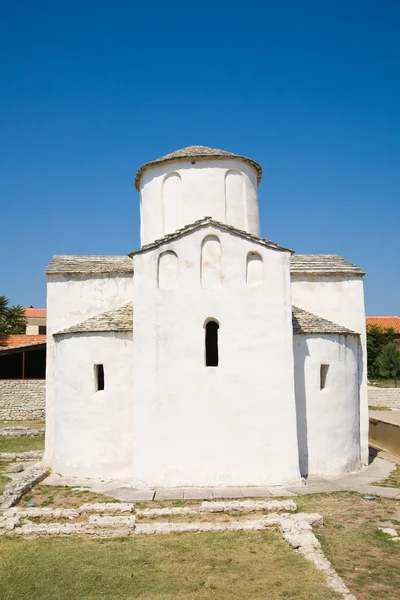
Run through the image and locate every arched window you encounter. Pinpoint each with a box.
[205,320,219,367]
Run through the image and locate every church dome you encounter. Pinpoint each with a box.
[134,145,262,190]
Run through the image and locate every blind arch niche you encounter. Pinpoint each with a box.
[246,252,263,285]
[162,172,183,235]
[158,251,179,289]
[201,236,222,288]
[225,169,246,230]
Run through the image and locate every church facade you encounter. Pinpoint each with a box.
[44,146,368,488]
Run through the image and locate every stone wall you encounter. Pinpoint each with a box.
[368,386,400,410]
[0,380,45,421]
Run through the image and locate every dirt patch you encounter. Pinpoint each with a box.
[136,511,270,524]
[19,484,116,509]
[0,420,44,430]
[294,492,400,600]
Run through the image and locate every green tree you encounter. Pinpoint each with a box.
[0,295,27,335]
[376,342,400,387]
[366,324,396,378]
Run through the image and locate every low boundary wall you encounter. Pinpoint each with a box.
[368,386,400,410]
[0,380,45,421]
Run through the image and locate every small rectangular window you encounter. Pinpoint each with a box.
[95,364,104,391]
[205,320,219,367]
[38,325,47,335]
[320,364,329,390]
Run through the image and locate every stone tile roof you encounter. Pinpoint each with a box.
[45,255,133,275]
[54,302,354,338]
[366,316,400,333]
[0,335,46,349]
[290,254,365,276]
[129,217,293,256]
[54,303,133,336]
[134,145,262,189]
[292,306,357,335]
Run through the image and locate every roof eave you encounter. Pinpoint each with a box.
[54,327,132,337]
[135,153,262,190]
[0,342,46,355]
[291,270,366,277]
[293,330,359,336]
[46,269,133,276]
[129,219,293,257]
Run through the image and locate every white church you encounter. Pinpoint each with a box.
[44,146,368,488]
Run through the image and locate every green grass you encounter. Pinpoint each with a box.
[0,531,341,600]
[0,420,44,429]
[369,405,391,411]
[0,436,45,453]
[0,462,11,494]
[373,463,400,488]
[369,379,399,388]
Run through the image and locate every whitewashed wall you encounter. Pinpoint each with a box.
[139,159,260,246]
[132,225,300,488]
[52,332,133,479]
[293,334,360,477]
[290,274,368,465]
[45,274,133,465]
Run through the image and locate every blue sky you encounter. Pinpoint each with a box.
[1,1,399,314]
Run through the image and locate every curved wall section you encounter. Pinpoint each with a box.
[293,334,360,478]
[162,173,183,236]
[225,170,246,231]
[201,236,222,289]
[246,252,263,285]
[158,251,179,290]
[139,159,260,246]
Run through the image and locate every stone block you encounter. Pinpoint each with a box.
[183,488,214,500]
[351,485,400,498]
[6,464,24,473]
[287,482,345,495]
[378,527,398,537]
[211,488,244,499]
[200,499,297,513]
[88,515,136,528]
[79,502,135,514]
[268,487,297,497]
[154,488,184,501]
[104,488,155,502]
[240,487,272,498]
[137,507,196,517]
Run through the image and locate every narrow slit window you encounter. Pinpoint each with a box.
[95,364,104,391]
[320,364,329,390]
[205,321,219,367]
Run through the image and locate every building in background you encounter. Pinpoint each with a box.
[0,308,47,379]
[25,307,47,335]
[0,335,46,379]
[366,316,400,349]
